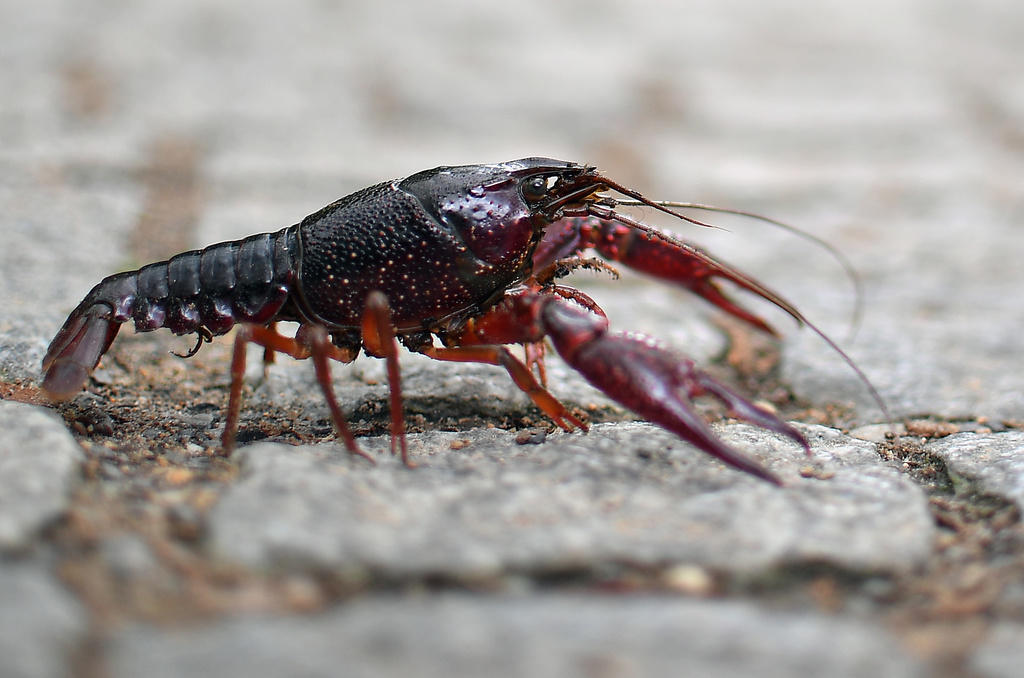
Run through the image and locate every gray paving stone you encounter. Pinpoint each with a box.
[970,623,1024,678]
[107,593,925,678]
[926,432,1024,510]
[0,401,84,551]
[208,424,933,576]
[0,565,86,678]
[0,185,140,383]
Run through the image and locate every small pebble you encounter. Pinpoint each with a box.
[662,564,714,595]
[800,466,836,480]
[515,429,547,445]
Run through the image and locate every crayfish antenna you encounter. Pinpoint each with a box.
[582,206,807,333]
[605,195,890,426]
[795,313,893,425]
[659,202,891,424]
[612,198,864,343]
[595,178,729,232]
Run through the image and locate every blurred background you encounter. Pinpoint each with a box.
[2,0,1022,419]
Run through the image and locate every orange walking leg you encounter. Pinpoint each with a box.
[221,323,370,462]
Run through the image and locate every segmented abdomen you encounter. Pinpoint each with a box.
[104,226,299,336]
[41,227,300,400]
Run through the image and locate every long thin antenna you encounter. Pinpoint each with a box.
[613,199,864,343]
[598,196,888,424]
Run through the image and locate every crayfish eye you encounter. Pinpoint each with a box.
[521,175,550,202]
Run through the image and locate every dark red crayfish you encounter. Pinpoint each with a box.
[42,158,870,484]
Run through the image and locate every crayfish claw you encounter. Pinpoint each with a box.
[547,215,804,336]
[693,373,810,457]
[540,297,800,484]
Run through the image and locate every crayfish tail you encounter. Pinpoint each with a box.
[41,304,121,400]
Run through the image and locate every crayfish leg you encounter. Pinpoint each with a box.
[261,321,278,380]
[523,341,547,387]
[360,291,410,466]
[420,344,586,432]
[221,323,371,464]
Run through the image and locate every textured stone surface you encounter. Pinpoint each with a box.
[966,622,1024,678]
[926,432,1024,510]
[970,623,1024,678]
[0,566,86,678]
[208,424,933,576]
[0,185,140,383]
[108,593,925,678]
[0,401,84,551]
[0,0,1022,675]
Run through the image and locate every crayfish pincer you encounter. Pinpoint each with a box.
[42,158,877,484]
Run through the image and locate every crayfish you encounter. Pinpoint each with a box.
[42,158,881,484]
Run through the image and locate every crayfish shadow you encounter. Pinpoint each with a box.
[66,329,773,451]
[256,354,627,438]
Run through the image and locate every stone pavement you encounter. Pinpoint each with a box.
[1,1,1022,676]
